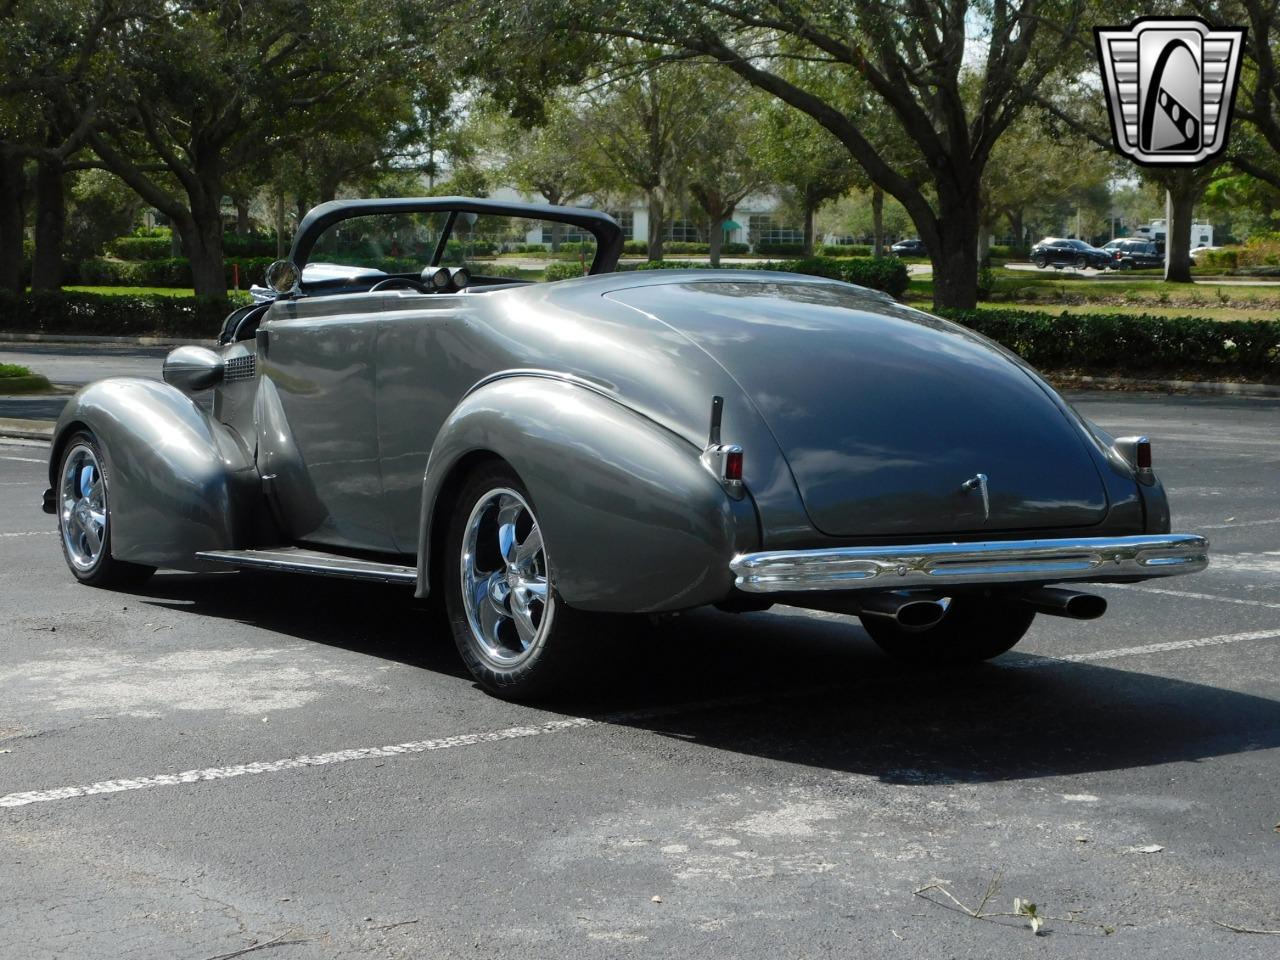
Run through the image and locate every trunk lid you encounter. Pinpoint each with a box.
[608,279,1109,538]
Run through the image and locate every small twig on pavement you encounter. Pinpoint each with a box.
[1212,919,1280,935]
[200,931,315,960]
[914,873,1115,936]
[372,919,420,931]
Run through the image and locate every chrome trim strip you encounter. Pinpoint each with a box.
[730,534,1209,594]
[197,547,416,584]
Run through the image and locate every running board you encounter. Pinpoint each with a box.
[196,547,417,584]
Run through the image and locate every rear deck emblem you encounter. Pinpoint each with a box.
[1096,17,1245,166]
[962,473,990,521]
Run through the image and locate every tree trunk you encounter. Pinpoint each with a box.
[924,190,981,310]
[275,193,286,259]
[871,187,884,257]
[1008,209,1024,253]
[176,201,228,298]
[0,149,26,294]
[235,198,251,236]
[708,216,722,268]
[550,221,563,253]
[1164,186,1196,284]
[802,201,816,257]
[646,188,665,261]
[31,156,66,291]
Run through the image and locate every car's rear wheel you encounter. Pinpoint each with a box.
[56,431,155,588]
[444,462,595,699]
[860,596,1035,666]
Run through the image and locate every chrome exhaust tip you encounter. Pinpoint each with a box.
[858,594,947,629]
[1021,587,1107,621]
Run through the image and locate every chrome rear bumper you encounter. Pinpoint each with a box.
[730,534,1208,594]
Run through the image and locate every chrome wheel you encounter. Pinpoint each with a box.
[460,487,554,668]
[59,443,107,572]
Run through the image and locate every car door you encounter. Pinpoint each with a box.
[255,292,397,553]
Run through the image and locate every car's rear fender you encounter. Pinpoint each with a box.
[49,378,262,569]
[415,375,760,613]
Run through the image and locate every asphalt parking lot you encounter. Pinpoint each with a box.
[2,392,1279,959]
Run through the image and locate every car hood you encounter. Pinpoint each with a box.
[605,278,1110,538]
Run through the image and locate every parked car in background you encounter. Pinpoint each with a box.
[1190,245,1222,262]
[43,196,1209,699]
[1110,239,1164,270]
[890,238,927,257]
[1030,238,1114,270]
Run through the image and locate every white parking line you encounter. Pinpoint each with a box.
[1109,583,1280,611]
[0,456,44,464]
[1197,517,1280,530]
[3,625,1279,810]
[0,531,52,538]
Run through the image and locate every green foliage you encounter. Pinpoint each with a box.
[543,261,590,281]
[80,257,278,288]
[755,243,805,257]
[0,363,32,378]
[939,308,1280,375]
[820,244,872,257]
[103,236,173,261]
[472,262,527,279]
[723,242,750,255]
[0,291,244,337]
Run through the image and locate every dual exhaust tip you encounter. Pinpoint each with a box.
[859,586,1107,629]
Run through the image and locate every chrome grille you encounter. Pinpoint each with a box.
[223,355,256,382]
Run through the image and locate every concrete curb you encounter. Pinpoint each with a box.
[0,417,54,441]
[0,332,209,347]
[1053,375,1280,398]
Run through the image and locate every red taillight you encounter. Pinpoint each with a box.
[1136,439,1152,470]
[725,449,743,481]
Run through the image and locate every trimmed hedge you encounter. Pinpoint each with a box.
[819,243,872,257]
[939,307,1280,375]
[754,243,806,256]
[0,291,248,338]
[81,256,278,288]
[614,255,911,298]
[104,233,280,260]
[543,261,590,282]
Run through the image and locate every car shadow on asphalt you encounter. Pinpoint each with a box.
[134,572,1280,786]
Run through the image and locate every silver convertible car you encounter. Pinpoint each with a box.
[43,198,1209,698]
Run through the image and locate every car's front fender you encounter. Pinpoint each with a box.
[49,378,260,569]
[416,376,759,613]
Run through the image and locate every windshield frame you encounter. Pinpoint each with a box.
[289,197,624,281]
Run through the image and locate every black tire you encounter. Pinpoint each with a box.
[860,596,1035,666]
[443,461,596,700]
[55,430,156,588]
[1033,256,1047,269]
[1074,255,1087,269]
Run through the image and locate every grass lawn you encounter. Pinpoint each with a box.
[61,285,199,297]
[907,269,1280,316]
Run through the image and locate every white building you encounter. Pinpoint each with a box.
[486,186,801,248]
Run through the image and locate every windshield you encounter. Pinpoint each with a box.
[305,210,602,284]
[308,212,448,276]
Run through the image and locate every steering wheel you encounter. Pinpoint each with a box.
[369,277,430,294]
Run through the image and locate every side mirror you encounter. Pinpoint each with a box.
[265,259,301,295]
[163,346,224,393]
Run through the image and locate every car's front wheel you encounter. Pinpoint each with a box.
[56,431,155,588]
[1074,255,1088,269]
[1032,256,1047,268]
[444,462,594,699]
[860,596,1035,666]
